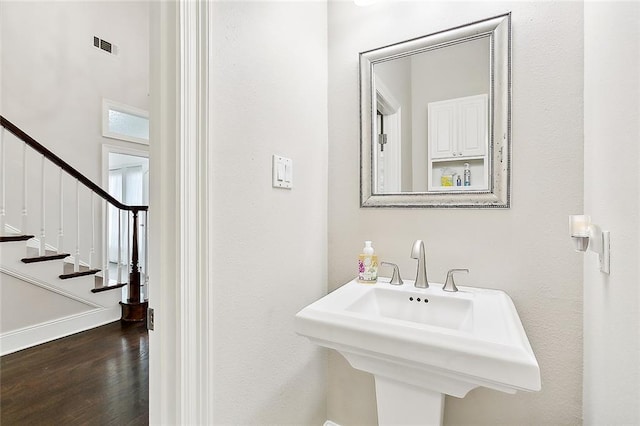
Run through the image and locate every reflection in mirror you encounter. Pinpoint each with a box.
[375,37,490,193]
[360,13,511,208]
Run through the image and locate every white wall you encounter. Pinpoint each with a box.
[0,272,90,332]
[209,2,328,424]
[1,2,149,169]
[583,2,640,424]
[328,2,583,424]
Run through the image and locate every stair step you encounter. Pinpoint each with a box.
[59,269,101,280]
[0,234,35,242]
[91,282,127,293]
[21,253,70,263]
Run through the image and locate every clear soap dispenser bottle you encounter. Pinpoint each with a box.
[463,162,471,186]
[358,241,378,283]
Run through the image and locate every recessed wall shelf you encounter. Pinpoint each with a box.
[429,158,487,192]
[432,155,485,164]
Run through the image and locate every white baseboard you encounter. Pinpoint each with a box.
[0,305,121,356]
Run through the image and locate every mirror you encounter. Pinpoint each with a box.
[360,13,511,208]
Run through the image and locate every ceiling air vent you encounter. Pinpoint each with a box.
[93,36,117,55]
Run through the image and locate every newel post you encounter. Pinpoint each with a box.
[120,208,148,322]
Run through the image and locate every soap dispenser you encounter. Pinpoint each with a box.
[358,241,378,283]
[463,163,471,186]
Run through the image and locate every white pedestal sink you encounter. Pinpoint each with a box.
[295,278,541,425]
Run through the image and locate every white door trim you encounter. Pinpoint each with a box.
[148,1,178,421]
[101,144,149,191]
[178,0,214,423]
[149,0,213,424]
[375,77,402,193]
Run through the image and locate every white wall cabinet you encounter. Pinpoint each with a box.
[427,94,489,191]
[428,94,487,159]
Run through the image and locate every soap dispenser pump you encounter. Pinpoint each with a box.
[358,241,378,284]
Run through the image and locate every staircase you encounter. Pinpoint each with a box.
[0,115,148,355]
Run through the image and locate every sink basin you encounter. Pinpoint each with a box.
[346,287,473,331]
[295,278,540,425]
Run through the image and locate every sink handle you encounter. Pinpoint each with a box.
[443,268,469,292]
[381,262,404,285]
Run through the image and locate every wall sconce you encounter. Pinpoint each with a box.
[569,215,610,274]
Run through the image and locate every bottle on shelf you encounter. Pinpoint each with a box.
[463,163,471,186]
[440,168,455,187]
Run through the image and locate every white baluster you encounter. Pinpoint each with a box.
[0,127,5,236]
[117,208,122,282]
[21,144,27,233]
[74,179,80,272]
[90,192,95,269]
[58,168,64,254]
[103,198,109,286]
[39,155,46,256]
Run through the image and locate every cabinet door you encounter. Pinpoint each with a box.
[457,94,487,157]
[428,101,457,159]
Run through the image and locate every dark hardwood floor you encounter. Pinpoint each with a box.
[1,321,148,425]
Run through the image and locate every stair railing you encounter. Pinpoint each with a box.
[0,115,149,321]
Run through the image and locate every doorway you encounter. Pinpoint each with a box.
[102,146,149,299]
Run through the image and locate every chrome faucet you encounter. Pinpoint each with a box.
[381,262,403,285]
[443,268,469,292]
[410,240,429,288]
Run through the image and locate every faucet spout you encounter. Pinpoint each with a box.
[410,239,429,288]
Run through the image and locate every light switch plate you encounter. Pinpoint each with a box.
[272,154,293,189]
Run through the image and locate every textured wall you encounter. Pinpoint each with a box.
[210,2,328,424]
[327,2,584,424]
[583,2,640,424]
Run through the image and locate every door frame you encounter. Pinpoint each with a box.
[149,1,214,424]
[374,77,402,193]
[101,144,149,200]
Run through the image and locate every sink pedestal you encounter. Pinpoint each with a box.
[375,376,444,426]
